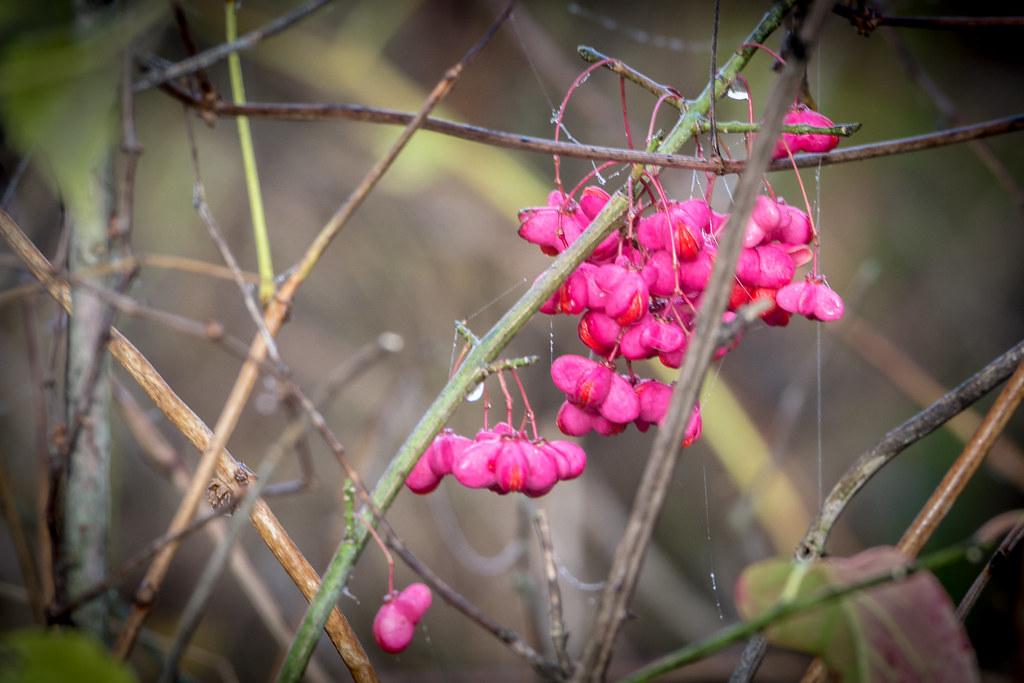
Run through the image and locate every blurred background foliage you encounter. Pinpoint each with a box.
[0,1,1022,680]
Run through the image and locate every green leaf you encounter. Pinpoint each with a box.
[735,546,979,683]
[0,3,162,221]
[0,629,136,683]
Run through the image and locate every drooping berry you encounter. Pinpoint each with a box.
[373,583,432,654]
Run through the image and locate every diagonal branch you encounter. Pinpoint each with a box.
[0,209,372,677]
[133,0,333,92]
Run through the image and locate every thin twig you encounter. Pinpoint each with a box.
[572,2,832,678]
[836,314,1024,489]
[881,26,1024,215]
[708,0,722,158]
[161,81,1024,173]
[731,338,1024,681]
[114,379,333,683]
[49,506,229,623]
[20,301,54,607]
[514,499,546,658]
[533,508,572,677]
[132,0,334,92]
[899,361,1024,556]
[623,539,990,683]
[797,339,1024,561]
[833,5,1024,33]
[183,113,283,366]
[157,402,327,683]
[0,210,370,674]
[957,512,1024,620]
[112,46,142,249]
[0,453,45,623]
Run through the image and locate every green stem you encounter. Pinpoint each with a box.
[620,541,988,683]
[276,3,799,681]
[703,119,861,136]
[226,0,275,303]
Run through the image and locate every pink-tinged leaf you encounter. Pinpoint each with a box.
[735,546,980,683]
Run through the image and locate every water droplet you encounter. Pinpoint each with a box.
[466,381,484,402]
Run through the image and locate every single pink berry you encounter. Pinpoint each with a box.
[540,440,587,480]
[452,439,500,489]
[773,105,840,160]
[373,583,432,654]
[774,202,813,245]
[577,311,620,355]
[405,429,471,494]
[776,276,845,321]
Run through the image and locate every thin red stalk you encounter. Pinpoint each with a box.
[620,76,635,150]
[553,59,613,192]
[362,515,395,596]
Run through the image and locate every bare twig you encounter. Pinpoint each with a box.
[571,2,833,678]
[798,339,1024,561]
[384,529,560,678]
[133,0,334,92]
[0,210,370,674]
[0,453,45,623]
[514,500,546,656]
[833,5,1024,33]
[112,47,142,248]
[114,380,333,683]
[881,26,1024,214]
[183,113,283,366]
[534,508,572,677]
[20,302,54,607]
[732,339,1024,681]
[708,0,723,158]
[957,512,1024,620]
[899,361,1024,556]
[157,402,329,683]
[836,314,1024,489]
[49,506,229,622]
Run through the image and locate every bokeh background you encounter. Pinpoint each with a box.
[1,1,1023,680]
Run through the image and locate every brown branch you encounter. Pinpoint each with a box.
[899,361,1024,556]
[132,0,334,92]
[160,82,1024,174]
[533,508,572,678]
[0,210,372,677]
[836,314,1024,489]
[833,5,1024,33]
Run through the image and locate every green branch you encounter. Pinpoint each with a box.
[226,0,275,303]
[277,2,800,681]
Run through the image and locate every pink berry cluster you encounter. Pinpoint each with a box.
[517,123,845,445]
[372,583,432,654]
[406,424,586,498]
